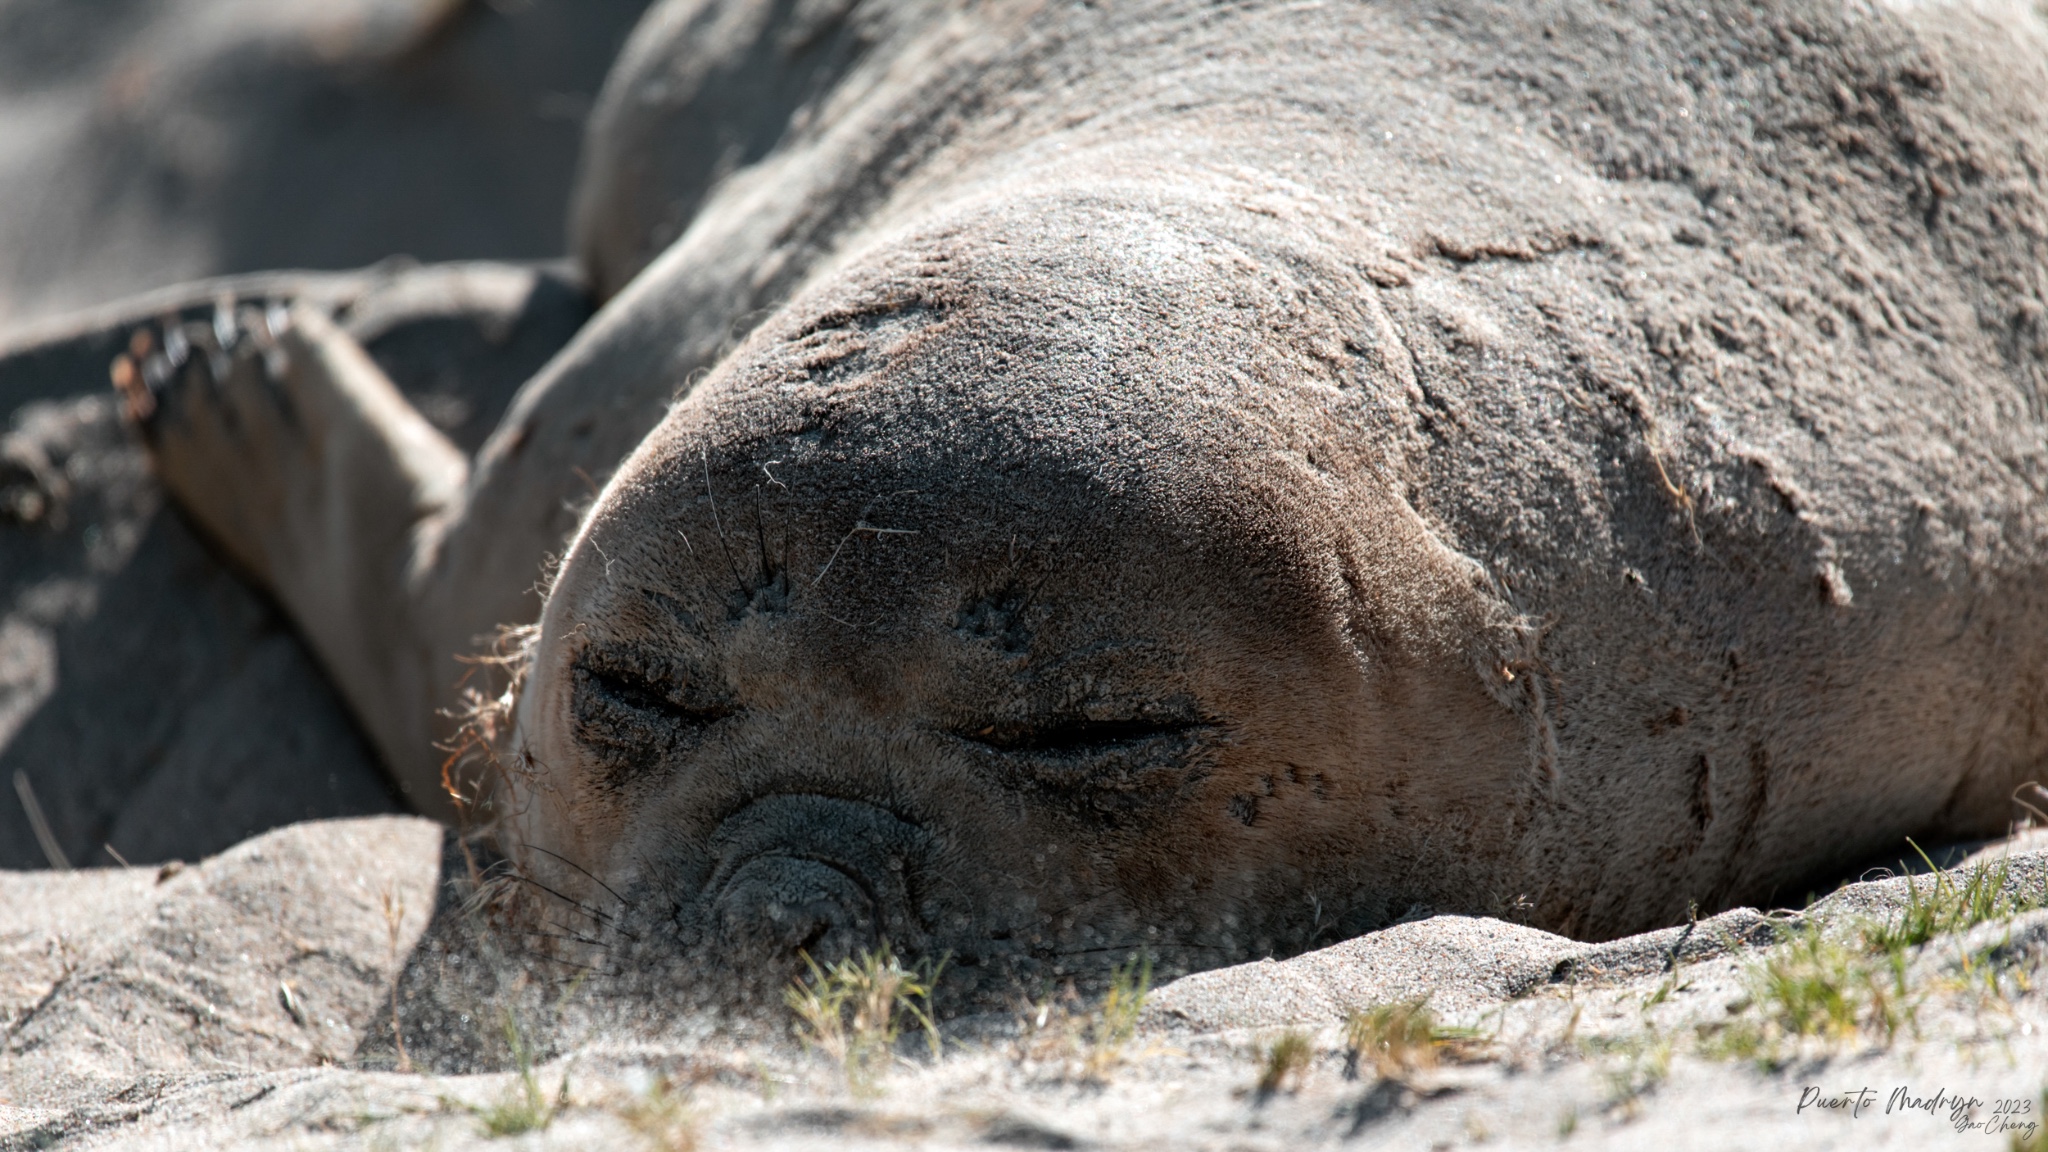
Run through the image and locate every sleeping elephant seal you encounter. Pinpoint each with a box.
[112,0,2048,995]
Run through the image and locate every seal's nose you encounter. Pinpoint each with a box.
[714,856,880,960]
[704,795,931,963]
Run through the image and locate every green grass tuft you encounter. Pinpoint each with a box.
[1697,921,1912,1067]
[1595,1029,1672,1118]
[1863,848,2044,956]
[1010,953,1154,1082]
[1698,849,2048,1067]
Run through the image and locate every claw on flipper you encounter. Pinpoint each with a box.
[111,297,296,426]
[110,350,151,422]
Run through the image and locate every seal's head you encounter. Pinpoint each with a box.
[504,203,1534,1000]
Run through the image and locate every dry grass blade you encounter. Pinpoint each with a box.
[12,771,69,870]
[1093,954,1151,1048]
[784,944,944,1095]
[379,885,411,1073]
[461,1008,566,1136]
[1343,999,1488,1080]
[1255,1030,1314,1098]
[617,1071,697,1151]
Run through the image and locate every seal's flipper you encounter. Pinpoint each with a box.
[35,261,591,822]
[122,303,472,818]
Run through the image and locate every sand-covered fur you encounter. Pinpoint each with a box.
[86,0,2048,995]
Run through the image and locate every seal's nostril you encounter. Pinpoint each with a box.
[701,795,934,962]
[713,855,879,962]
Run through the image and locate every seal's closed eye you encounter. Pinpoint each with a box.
[571,655,737,746]
[957,715,1206,757]
[951,711,1214,807]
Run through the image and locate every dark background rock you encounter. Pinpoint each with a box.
[0,0,643,868]
[0,0,651,335]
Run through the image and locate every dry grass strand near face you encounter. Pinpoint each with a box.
[452,1007,568,1137]
[1343,999,1489,1080]
[378,885,412,1074]
[615,1071,697,1151]
[439,621,541,828]
[1255,1029,1314,1099]
[784,944,944,1095]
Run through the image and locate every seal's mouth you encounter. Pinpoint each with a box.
[700,794,934,964]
